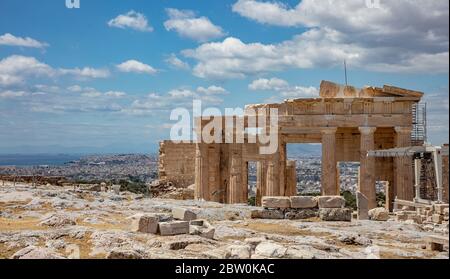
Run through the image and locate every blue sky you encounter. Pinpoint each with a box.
[0,0,448,154]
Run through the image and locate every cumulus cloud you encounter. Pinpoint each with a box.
[0,33,49,48]
[164,8,225,42]
[182,0,448,79]
[165,54,190,70]
[108,11,153,32]
[248,77,318,102]
[0,55,110,86]
[0,90,28,99]
[249,78,289,91]
[125,85,229,115]
[196,85,227,95]
[116,60,157,75]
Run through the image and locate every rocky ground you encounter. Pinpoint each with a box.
[0,181,448,259]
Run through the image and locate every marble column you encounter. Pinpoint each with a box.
[321,128,338,196]
[266,159,280,196]
[359,127,377,209]
[228,144,243,203]
[394,127,413,201]
[285,160,298,197]
[194,143,208,200]
[256,161,267,206]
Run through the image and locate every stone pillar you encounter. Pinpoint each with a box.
[394,127,413,201]
[266,160,280,196]
[356,191,369,220]
[321,128,338,195]
[208,145,222,203]
[414,158,422,202]
[228,145,243,203]
[194,144,208,200]
[256,161,267,206]
[278,140,287,196]
[286,160,297,197]
[359,127,377,209]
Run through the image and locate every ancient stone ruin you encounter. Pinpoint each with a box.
[159,80,449,212]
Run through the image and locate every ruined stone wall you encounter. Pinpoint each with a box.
[159,141,196,187]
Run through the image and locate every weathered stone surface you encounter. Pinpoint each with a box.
[158,221,190,236]
[317,196,345,209]
[337,233,372,246]
[111,185,121,194]
[255,242,287,258]
[290,196,317,209]
[130,214,159,234]
[226,245,252,259]
[319,208,352,222]
[434,204,449,214]
[39,213,76,227]
[432,214,444,224]
[262,196,291,209]
[189,219,215,239]
[244,237,267,249]
[11,246,65,259]
[284,209,318,220]
[172,207,197,221]
[250,209,285,219]
[356,192,369,220]
[368,207,389,221]
[106,249,143,259]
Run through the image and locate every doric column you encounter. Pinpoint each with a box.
[394,127,413,201]
[266,159,280,196]
[321,128,338,196]
[278,141,287,196]
[228,144,243,203]
[256,161,267,206]
[194,143,208,200]
[285,160,297,197]
[359,127,377,209]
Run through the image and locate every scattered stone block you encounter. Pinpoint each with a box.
[130,214,159,234]
[158,221,190,236]
[356,192,369,220]
[368,207,389,221]
[317,196,345,209]
[319,208,352,222]
[432,214,444,224]
[189,219,215,239]
[254,242,287,258]
[226,245,252,259]
[425,235,449,252]
[111,185,121,194]
[250,209,285,219]
[396,212,408,221]
[290,196,317,209]
[261,196,291,209]
[244,237,267,249]
[284,209,318,220]
[172,207,197,221]
[434,204,449,214]
[106,249,143,259]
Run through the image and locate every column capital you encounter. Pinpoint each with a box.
[359,127,377,135]
[394,127,412,134]
[321,127,338,135]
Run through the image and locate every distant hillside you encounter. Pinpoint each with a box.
[287,144,321,157]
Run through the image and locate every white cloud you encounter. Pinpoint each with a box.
[248,77,318,102]
[196,85,227,95]
[108,11,153,32]
[164,8,225,42]
[0,55,110,86]
[249,78,289,91]
[116,60,157,75]
[181,0,448,79]
[105,91,126,98]
[0,33,49,48]
[59,67,110,79]
[0,55,54,85]
[0,90,28,98]
[165,54,190,70]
